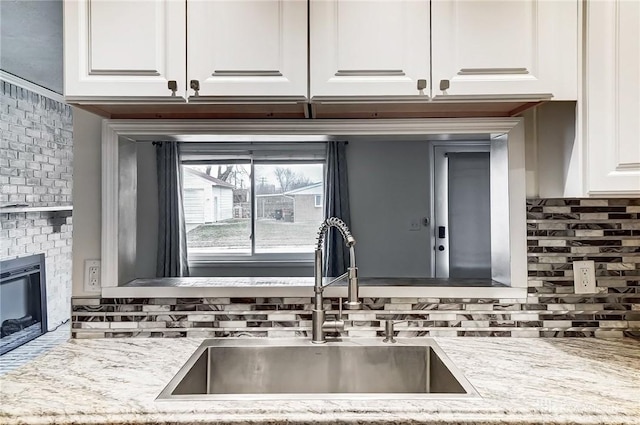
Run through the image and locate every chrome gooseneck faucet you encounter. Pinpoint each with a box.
[312,217,362,344]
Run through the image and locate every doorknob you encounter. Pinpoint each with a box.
[438,245,445,251]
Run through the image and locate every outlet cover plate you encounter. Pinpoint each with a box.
[573,260,596,294]
[84,260,101,293]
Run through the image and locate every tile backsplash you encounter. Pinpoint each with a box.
[71,199,640,338]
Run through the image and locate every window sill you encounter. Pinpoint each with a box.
[102,277,528,300]
[188,259,313,268]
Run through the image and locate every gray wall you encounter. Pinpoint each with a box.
[347,139,432,278]
[136,143,158,278]
[135,139,434,278]
[0,0,63,94]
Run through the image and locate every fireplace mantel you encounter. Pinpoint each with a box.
[0,206,73,214]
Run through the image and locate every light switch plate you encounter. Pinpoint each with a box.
[573,260,596,294]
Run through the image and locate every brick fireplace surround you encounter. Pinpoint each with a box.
[0,81,73,330]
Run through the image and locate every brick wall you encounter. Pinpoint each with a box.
[0,81,73,329]
[0,82,73,207]
[71,199,640,339]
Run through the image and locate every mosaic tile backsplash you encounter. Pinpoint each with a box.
[71,199,640,338]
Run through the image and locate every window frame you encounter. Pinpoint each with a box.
[182,151,326,265]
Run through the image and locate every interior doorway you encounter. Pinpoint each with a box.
[433,144,492,279]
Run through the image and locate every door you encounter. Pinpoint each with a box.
[431,0,577,100]
[64,0,186,98]
[434,145,491,278]
[310,0,430,97]
[187,0,307,98]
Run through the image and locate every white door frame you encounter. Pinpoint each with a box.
[431,142,491,278]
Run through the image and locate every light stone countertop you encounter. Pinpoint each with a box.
[1,337,639,424]
[102,277,523,299]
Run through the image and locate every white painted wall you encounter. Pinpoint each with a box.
[522,101,580,198]
[347,139,432,278]
[214,186,233,221]
[71,108,103,296]
[536,102,580,197]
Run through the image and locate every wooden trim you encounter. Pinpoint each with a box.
[508,102,542,117]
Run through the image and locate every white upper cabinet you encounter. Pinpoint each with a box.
[187,0,307,98]
[64,0,186,99]
[584,0,640,196]
[310,0,431,97]
[431,0,577,100]
[64,0,578,102]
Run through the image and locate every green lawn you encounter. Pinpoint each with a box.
[187,218,320,250]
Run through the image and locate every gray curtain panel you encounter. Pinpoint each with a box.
[156,142,190,277]
[324,141,351,277]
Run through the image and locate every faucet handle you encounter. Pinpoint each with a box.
[343,267,362,310]
[322,319,345,334]
[383,320,396,343]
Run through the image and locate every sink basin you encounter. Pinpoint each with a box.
[158,338,478,400]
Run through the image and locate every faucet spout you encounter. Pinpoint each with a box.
[312,217,362,344]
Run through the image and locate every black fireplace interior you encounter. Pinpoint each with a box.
[0,253,47,355]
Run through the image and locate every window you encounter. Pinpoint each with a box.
[314,194,322,208]
[180,143,326,262]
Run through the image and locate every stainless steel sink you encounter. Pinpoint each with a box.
[158,338,478,400]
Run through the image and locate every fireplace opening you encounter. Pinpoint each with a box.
[0,254,47,355]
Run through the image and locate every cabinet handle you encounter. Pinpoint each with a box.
[439,79,450,94]
[167,80,177,96]
[417,79,427,91]
[190,80,200,97]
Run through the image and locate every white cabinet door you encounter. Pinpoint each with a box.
[585,0,640,196]
[64,0,186,99]
[431,0,577,100]
[187,0,307,98]
[310,0,430,97]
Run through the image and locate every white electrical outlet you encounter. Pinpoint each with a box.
[573,260,596,294]
[84,260,101,293]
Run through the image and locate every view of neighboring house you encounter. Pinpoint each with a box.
[285,183,323,223]
[182,167,234,224]
[255,182,323,223]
